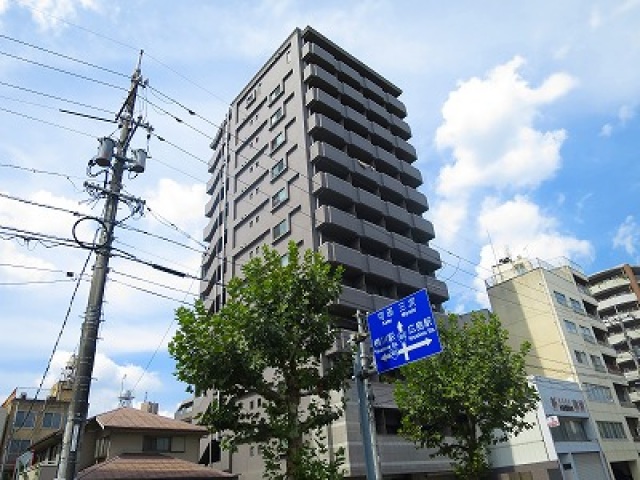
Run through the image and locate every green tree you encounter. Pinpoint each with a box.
[393,313,538,480]
[169,242,351,480]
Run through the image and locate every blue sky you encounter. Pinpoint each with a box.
[1,0,639,417]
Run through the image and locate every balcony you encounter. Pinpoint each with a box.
[590,275,629,297]
[303,64,339,96]
[336,60,363,89]
[426,276,449,304]
[625,370,640,382]
[630,390,640,403]
[386,93,407,119]
[315,205,361,239]
[600,292,638,311]
[609,332,627,347]
[312,172,354,209]
[302,42,337,72]
[306,87,343,120]
[399,160,422,188]
[617,351,636,365]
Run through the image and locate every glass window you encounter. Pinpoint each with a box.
[554,291,567,306]
[570,298,584,313]
[245,89,256,108]
[269,84,283,103]
[270,107,284,127]
[14,411,35,428]
[580,326,595,343]
[584,383,614,403]
[597,421,627,439]
[590,354,605,372]
[550,418,589,442]
[272,186,289,209]
[271,158,287,179]
[273,219,289,240]
[143,436,171,452]
[42,412,62,429]
[271,131,285,152]
[564,319,577,334]
[574,350,588,364]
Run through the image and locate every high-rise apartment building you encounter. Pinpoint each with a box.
[589,265,640,407]
[199,26,450,479]
[487,256,640,480]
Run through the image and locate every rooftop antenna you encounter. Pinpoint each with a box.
[118,375,134,408]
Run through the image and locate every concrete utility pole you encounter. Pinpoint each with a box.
[353,311,382,480]
[56,53,145,480]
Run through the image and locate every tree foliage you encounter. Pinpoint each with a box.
[393,313,538,479]
[168,242,351,480]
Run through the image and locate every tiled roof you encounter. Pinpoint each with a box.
[77,453,237,479]
[93,407,207,434]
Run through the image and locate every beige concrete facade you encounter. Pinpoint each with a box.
[487,257,640,480]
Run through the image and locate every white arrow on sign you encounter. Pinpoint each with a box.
[379,337,433,362]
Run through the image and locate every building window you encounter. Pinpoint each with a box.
[272,186,289,209]
[564,319,577,334]
[584,383,614,403]
[269,84,283,103]
[580,326,595,343]
[554,291,567,306]
[273,219,289,240]
[271,158,287,179]
[597,421,627,439]
[94,436,110,459]
[143,436,185,453]
[374,408,402,435]
[14,411,36,428]
[42,412,62,429]
[550,417,589,442]
[270,107,284,127]
[574,350,588,364]
[570,298,584,313]
[590,355,606,372]
[271,131,285,152]
[245,89,257,108]
[8,439,30,458]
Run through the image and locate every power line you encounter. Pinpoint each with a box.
[0,33,129,79]
[0,106,97,138]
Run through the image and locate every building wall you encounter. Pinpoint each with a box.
[487,258,640,479]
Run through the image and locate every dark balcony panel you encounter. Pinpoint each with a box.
[366,99,390,126]
[336,61,363,89]
[204,218,217,242]
[306,88,343,121]
[374,146,401,177]
[338,285,375,312]
[308,113,348,148]
[340,82,367,112]
[399,161,422,188]
[412,216,436,243]
[205,194,216,218]
[390,115,411,141]
[313,172,355,209]
[425,276,449,305]
[320,242,366,274]
[379,174,405,204]
[302,42,337,72]
[362,77,386,104]
[395,137,418,162]
[206,172,220,195]
[367,255,399,283]
[315,205,362,239]
[201,276,215,298]
[361,220,391,248]
[356,188,385,216]
[344,106,370,137]
[352,159,381,191]
[406,189,429,214]
[417,245,442,270]
[370,122,395,151]
[397,266,426,291]
[390,232,418,259]
[309,142,352,177]
[371,293,396,311]
[385,202,412,229]
[303,64,339,96]
[386,94,407,119]
[348,131,375,159]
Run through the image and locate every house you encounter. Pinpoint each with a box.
[22,406,235,480]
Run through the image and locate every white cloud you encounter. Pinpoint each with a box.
[613,215,640,256]
[143,179,207,233]
[16,0,101,31]
[618,104,635,124]
[432,56,575,243]
[600,123,613,137]
[473,195,594,305]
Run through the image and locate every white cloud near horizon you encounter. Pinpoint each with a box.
[613,215,640,257]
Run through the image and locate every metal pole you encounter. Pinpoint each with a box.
[56,55,143,480]
[353,311,382,480]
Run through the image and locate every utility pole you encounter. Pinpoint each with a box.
[352,311,382,480]
[56,53,146,480]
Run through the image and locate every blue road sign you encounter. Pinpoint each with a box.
[367,289,442,374]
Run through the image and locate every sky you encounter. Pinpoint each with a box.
[0,0,639,418]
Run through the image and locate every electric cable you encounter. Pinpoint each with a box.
[0,106,97,138]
